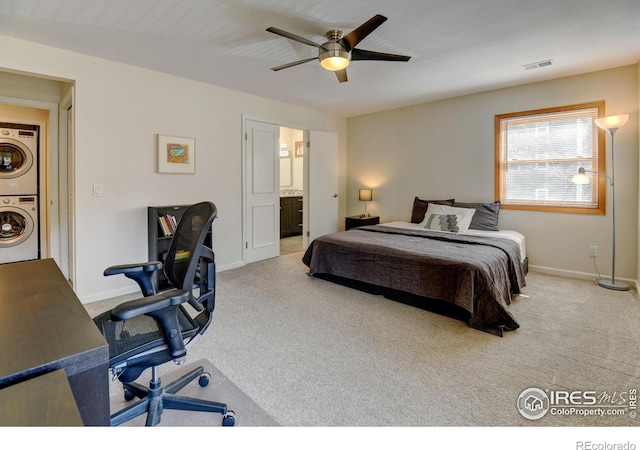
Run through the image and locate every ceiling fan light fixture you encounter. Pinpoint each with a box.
[320,56,350,71]
[319,42,351,71]
[267,15,410,82]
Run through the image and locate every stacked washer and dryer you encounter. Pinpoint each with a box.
[0,123,40,264]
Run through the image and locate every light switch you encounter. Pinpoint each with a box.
[93,184,103,197]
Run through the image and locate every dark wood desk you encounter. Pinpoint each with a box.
[0,370,84,426]
[0,259,110,426]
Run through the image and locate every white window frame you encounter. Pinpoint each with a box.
[495,102,606,214]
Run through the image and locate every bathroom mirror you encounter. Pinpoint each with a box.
[279,151,292,186]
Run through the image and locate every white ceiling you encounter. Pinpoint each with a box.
[0,0,639,117]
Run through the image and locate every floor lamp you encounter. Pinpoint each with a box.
[573,114,629,291]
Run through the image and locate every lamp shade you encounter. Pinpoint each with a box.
[594,114,629,131]
[320,56,350,71]
[359,189,372,202]
[571,168,590,184]
[319,42,351,71]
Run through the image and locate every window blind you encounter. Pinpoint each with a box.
[496,103,604,212]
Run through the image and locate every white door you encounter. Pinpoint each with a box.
[244,119,280,263]
[303,130,338,248]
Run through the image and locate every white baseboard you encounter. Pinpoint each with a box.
[529,264,637,289]
[80,285,140,304]
[80,260,247,304]
[217,260,245,272]
[81,262,635,303]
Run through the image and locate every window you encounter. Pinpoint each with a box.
[495,102,605,214]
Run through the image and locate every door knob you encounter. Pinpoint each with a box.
[333,193,338,198]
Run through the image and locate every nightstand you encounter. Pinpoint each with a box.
[345,215,380,231]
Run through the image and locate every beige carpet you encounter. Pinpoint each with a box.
[86,251,640,429]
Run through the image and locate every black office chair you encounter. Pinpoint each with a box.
[93,202,235,427]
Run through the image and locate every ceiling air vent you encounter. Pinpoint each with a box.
[522,59,553,70]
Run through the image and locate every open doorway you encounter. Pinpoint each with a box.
[0,99,62,272]
[0,71,74,285]
[243,118,337,265]
[279,126,304,255]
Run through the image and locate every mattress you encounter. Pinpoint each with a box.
[380,221,527,262]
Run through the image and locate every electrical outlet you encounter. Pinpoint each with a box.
[589,245,598,257]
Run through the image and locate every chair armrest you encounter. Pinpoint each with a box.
[110,289,189,321]
[111,289,191,362]
[103,261,162,276]
[104,261,163,297]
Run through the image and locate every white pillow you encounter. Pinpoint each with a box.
[423,213,465,232]
[420,204,476,232]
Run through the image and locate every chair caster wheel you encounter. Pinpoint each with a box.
[222,410,235,426]
[198,372,210,387]
[123,389,135,401]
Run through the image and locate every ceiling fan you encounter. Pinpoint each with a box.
[266,14,411,83]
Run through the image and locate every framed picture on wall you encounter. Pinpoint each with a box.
[157,134,195,174]
[295,141,303,157]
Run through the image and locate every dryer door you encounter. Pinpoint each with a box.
[0,138,34,179]
[0,206,34,247]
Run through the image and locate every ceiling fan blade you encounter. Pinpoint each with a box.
[340,14,387,51]
[351,48,411,62]
[270,57,318,71]
[335,69,348,83]
[266,27,320,48]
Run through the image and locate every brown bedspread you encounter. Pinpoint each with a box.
[302,225,526,335]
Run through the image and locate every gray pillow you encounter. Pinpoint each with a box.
[410,197,455,223]
[453,201,500,231]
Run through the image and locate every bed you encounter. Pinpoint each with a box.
[302,198,527,336]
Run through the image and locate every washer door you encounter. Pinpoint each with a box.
[0,138,34,179]
[0,206,34,247]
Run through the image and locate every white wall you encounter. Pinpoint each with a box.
[0,70,69,103]
[348,65,639,281]
[0,35,347,302]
